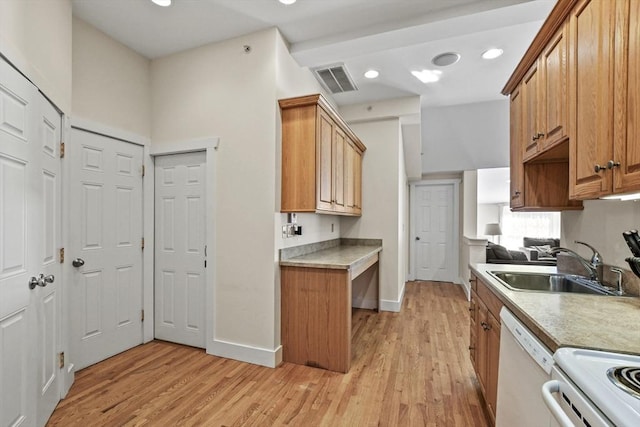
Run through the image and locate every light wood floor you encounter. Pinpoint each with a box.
[47,281,488,426]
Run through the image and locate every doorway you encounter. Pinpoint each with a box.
[411,181,459,282]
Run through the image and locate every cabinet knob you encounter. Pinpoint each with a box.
[480,321,491,331]
[536,132,545,139]
[607,160,620,169]
[594,164,606,173]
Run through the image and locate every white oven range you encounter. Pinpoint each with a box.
[543,347,640,427]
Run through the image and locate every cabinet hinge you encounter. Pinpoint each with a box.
[141,237,145,251]
[59,142,65,158]
[58,352,65,369]
[59,248,64,264]
[141,310,145,322]
[141,165,145,177]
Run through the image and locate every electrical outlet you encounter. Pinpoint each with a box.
[282,225,288,238]
[331,223,334,232]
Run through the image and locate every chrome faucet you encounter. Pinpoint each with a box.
[549,241,604,282]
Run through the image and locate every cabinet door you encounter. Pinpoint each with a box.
[522,62,541,161]
[317,108,334,211]
[469,293,478,366]
[486,313,501,421]
[569,0,615,199]
[510,85,525,209]
[475,300,489,396]
[333,127,346,212]
[614,0,640,193]
[540,25,568,151]
[345,139,355,213]
[353,147,363,214]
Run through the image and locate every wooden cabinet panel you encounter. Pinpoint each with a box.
[540,25,568,151]
[317,109,334,211]
[522,63,541,161]
[613,0,640,193]
[486,313,501,421]
[280,94,366,216]
[469,276,504,424]
[333,127,346,212]
[510,86,525,209]
[569,0,616,199]
[281,266,351,373]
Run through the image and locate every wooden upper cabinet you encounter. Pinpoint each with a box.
[540,24,568,151]
[613,0,640,194]
[280,94,366,216]
[317,108,335,211]
[510,85,525,209]
[569,0,616,199]
[522,62,541,161]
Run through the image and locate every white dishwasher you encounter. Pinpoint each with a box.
[495,307,554,427]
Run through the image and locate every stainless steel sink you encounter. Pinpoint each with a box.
[489,271,618,295]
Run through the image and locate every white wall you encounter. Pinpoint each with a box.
[151,28,280,356]
[462,170,478,238]
[0,0,72,113]
[562,200,640,269]
[341,118,405,308]
[422,100,509,173]
[274,30,339,250]
[72,17,151,138]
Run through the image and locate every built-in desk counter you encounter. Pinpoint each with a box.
[279,239,382,373]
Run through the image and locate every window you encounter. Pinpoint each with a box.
[499,205,560,250]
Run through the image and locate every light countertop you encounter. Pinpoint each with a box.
[280,244,382,270]
[471,263,640,355]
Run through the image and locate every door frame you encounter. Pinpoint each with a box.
[409,179,460,283]
[150,138,218,356]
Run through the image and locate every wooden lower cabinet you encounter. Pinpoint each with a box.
[281,266,351,373]
[469,274,503,424]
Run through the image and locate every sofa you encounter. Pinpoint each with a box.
[485,237,559,266]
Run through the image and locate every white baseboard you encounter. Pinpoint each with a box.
[457,277,471,301]
[379,282,406,312]
[207,339,282,368]
[352,296,378,310]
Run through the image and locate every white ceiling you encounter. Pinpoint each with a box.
[72,0,556,108]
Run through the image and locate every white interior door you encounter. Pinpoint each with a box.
[415,184,455,282]
[34,91,62,427]
[69,129,144,370]
[154,152,206,348]
[1,57,62,426]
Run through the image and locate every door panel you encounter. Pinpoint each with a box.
[415,184,455,282]
[154,152,206,348]
[70,129,144,370]
[36,97,62,426]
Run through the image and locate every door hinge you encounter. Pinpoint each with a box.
[141,165,145,177]
[59,248,64,263]
[58,352,65,369]
[59,142,65,158]
[141,237,145,251]
[141,310,145,322]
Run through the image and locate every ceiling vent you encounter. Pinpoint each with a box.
[313,63,358,94]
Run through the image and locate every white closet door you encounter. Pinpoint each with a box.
[154,152,206,348]
[1,56,62,427]
[69,129,144,370]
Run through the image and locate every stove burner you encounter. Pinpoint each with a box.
[607,366,640,399]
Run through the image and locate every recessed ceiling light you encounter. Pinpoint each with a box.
[364,70,379,79]
[151,0,171,6]
[279,0,297,4]
[432,52,460,67]
[411,69,442,84]
[482,48,504,60]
